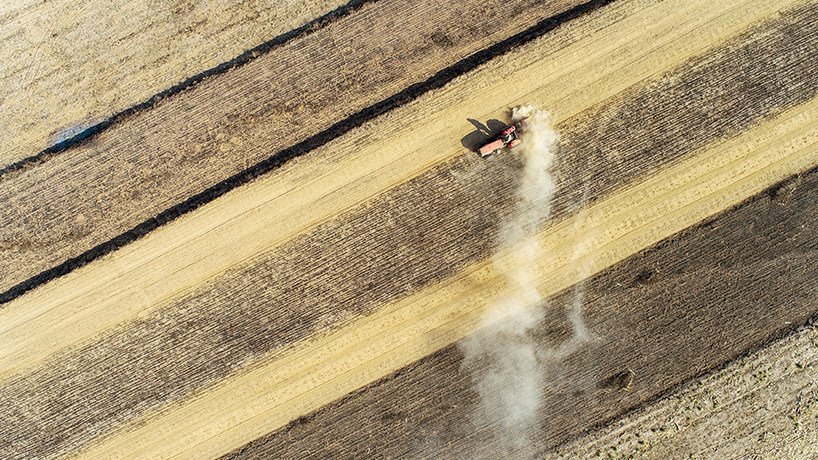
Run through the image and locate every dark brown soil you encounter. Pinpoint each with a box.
[0,154,504,458]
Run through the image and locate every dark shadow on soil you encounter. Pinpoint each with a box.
[461,118,507,151]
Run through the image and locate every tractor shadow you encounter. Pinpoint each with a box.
[461,118,507,152]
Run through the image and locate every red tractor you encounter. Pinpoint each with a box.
[477,118,529,158]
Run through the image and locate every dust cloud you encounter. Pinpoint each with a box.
[458,105,590,457]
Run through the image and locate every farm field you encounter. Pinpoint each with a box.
[1,0,817,458]
[0,0,588,295]
[545,324,818,459]
[0,0,351,167]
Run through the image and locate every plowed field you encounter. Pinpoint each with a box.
[1,0,817,458]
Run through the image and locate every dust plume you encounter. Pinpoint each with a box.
[459,105,560,457]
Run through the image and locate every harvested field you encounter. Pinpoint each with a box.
[1,0,817,458]
[216,162,818,458]
[0,0,588,296]
[0,0,351,168]
[545,323,818,459]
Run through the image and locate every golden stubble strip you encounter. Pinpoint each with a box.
[0,0,798,382]
[74,88,818,460]
[0,0,349,167]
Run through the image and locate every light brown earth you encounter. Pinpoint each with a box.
[1,0,817,458]
[0,0,349,167]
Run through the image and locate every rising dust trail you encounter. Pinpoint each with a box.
[458,105,560,458]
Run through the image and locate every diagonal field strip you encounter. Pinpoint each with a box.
[0,0,801,383]
[73,88,818,460]
[542,325,818,459]
[0,0,352,169]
